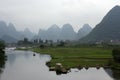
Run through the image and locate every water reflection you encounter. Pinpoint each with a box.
[105,68,120,80]
[0,50,119,80]
[112,69,120,80]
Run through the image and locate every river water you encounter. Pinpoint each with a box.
[0,50,119,80]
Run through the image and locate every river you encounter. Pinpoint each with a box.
[0,49,119,80]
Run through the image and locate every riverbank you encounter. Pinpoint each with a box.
[30,47,112,69]
[1,50,117,80]
[111,62,120,70]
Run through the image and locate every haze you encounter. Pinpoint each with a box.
[0,0,120,33]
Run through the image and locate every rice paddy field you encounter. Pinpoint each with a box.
[32,47,113,69]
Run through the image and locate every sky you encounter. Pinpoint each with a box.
[0,0,120,33]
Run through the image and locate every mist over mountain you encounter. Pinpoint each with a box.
[37,24,77,41]
[20,28,35,40]
[1,34,17,43]
[7,23,23,40]
[37,24,61,41]
[38,24,61,41]
[38,29,47,41]
[77,24,92,39]
[0,21,9,37]
[0,20,93,43]
[80,5,120,43]
[46,24,61,41]
[0,21,21,43]
[0,21,93,43]
[59,24,77,41]
[0,21,35,43]
[36,23,92,42]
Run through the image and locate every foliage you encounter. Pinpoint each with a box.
[17,37,32,46]
[0,41,5,50]
[112,49,120,63]
[39,44,45,49]
[32,47,112,69]
[57,41,65,47]
[0,41,6,72]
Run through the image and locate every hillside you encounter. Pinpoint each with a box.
[80,5,120,43]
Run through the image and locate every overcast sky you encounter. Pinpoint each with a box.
[0,0,120,33]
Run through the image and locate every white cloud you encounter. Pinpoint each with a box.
[0,0,120,33]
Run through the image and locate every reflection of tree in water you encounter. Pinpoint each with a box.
[112,69,120,80]
[104,69,113,78]
[104,68,120,80]
[0,50,7,74]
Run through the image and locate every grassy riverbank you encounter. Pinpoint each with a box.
[31,47,112,69]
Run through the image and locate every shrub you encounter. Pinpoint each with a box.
[0,41,5,50]
[112,49,120,63]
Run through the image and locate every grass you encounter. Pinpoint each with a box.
[31,47,112,69]
[16,48,28,51]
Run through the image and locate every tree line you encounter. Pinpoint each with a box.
[0,41,6,73]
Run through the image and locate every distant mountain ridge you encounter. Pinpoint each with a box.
[0,21,22,43]
[38,24,60,41]
[59,24,77,41]
[36,23,92,41]
[80,5,120,43]
[77,24,92,39]
[0,21,92,43]
[0,21,34,43]
[20,28,35,40]
[1,34,17,43]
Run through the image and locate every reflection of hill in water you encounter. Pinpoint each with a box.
[7,53,16,66]
[6,51,32,66]
[104,68,120,80]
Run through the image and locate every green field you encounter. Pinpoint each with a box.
[31,47,112,69]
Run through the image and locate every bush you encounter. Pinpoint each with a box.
[0,41,5,50]
[39,44,45,49]
[112,49,120,63]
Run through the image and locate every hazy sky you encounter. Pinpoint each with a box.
[0,0,120,33]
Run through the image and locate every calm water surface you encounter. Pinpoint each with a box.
[0,50,118,80]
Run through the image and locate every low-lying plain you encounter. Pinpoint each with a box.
[31,47,112,69]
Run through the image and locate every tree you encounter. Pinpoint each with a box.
[57,40,65,47]
[17,38,32,46]
[39,38,43,44]
[0,41,6,72]
[0,41,5,50]
[112,49,120,63]
[24,38,28,43]
[39,44,45,49]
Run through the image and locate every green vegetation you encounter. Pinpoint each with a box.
[112,49,120,63]
[111,62,120,70]
[111,49,120,70]
[0,41,6,73]
[31,47,112,69]
[16,47,29,51]
[0,41,5,51]
[17,38,33,47]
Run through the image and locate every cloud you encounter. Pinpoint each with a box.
[0,0,120,33]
